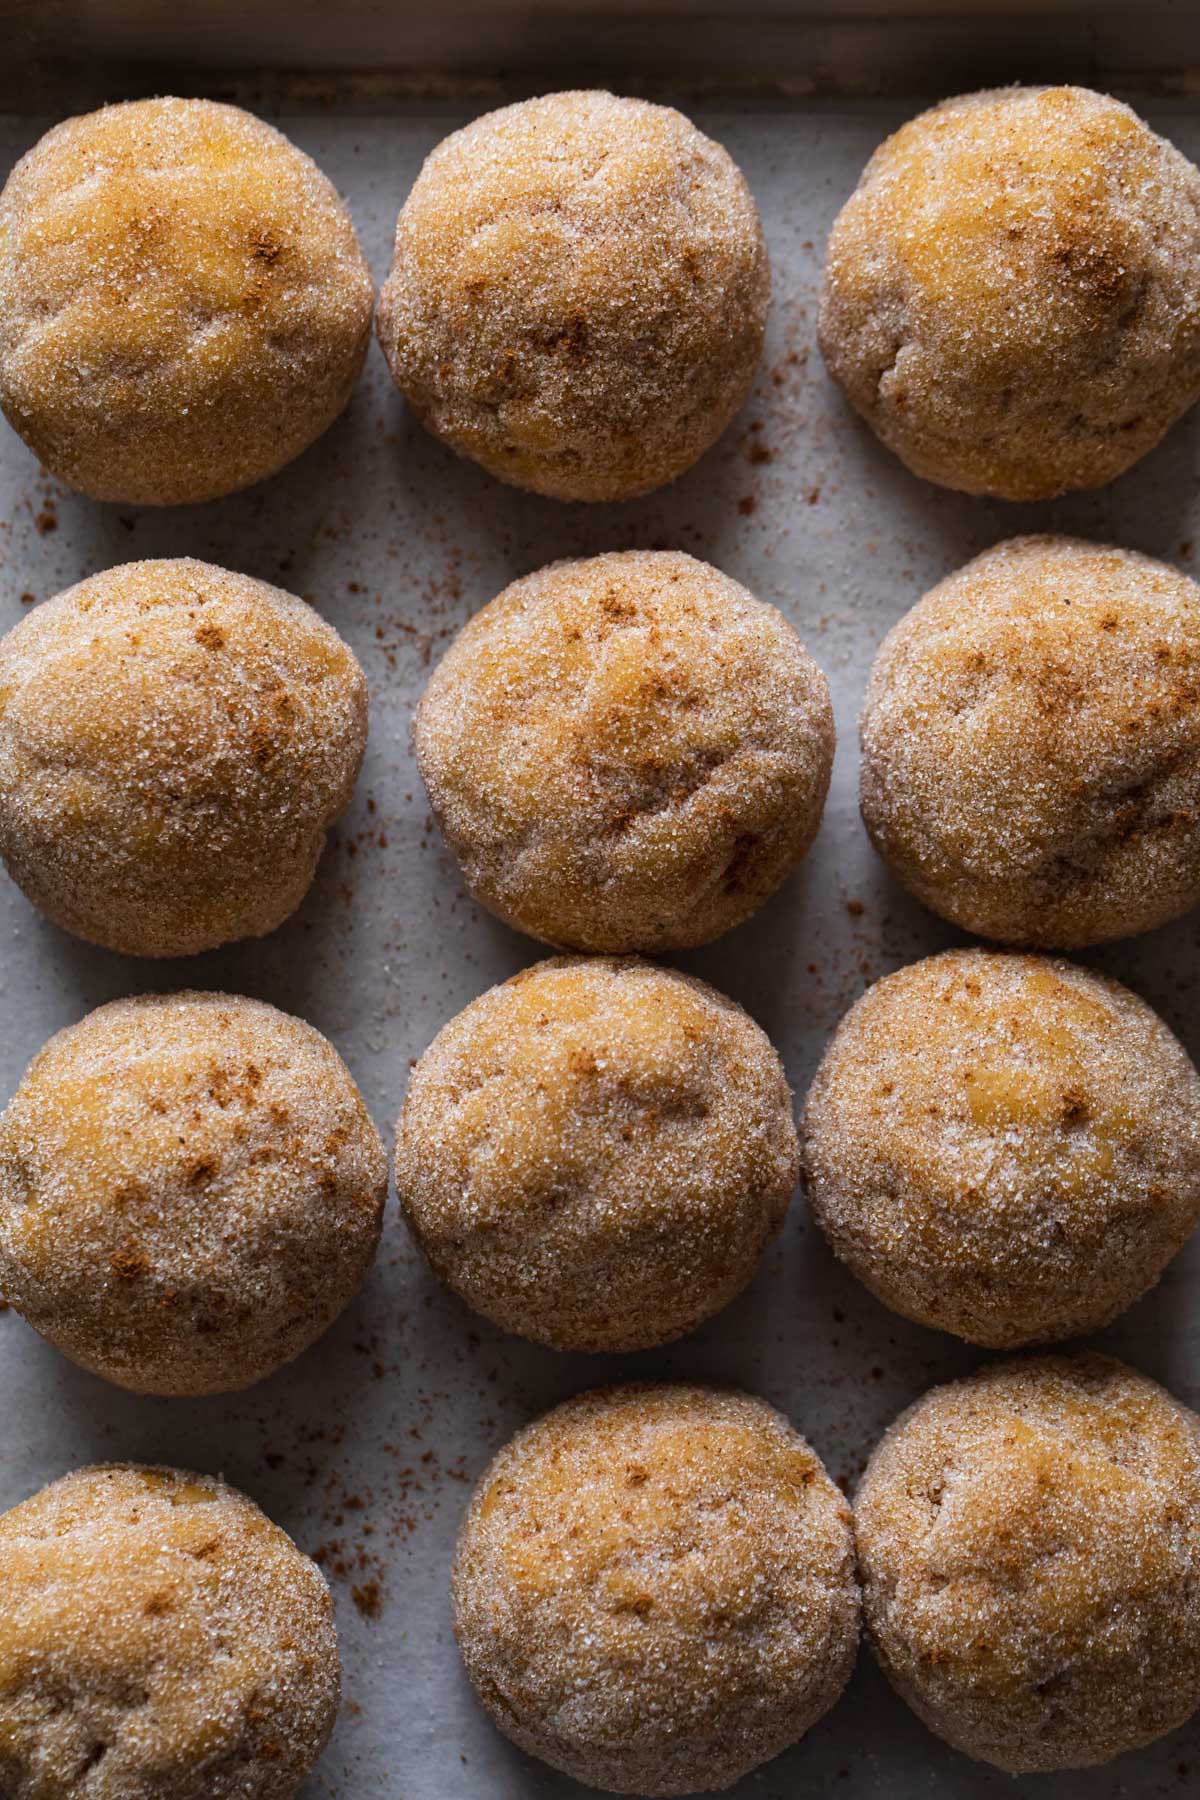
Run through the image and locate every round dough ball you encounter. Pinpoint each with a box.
[861,535,1200,948]
[377,90,768,501]
[803,949,1200,1347]
[396,957,798,1351]
[0,557,368,957]
[856,1353,1200,1772]
[416,550,833,951]
[0,97,373,505]
[0,991,387,1395]
[819,85,1200,499]
[453,1383,859,1795]
[0,1463,338,1797]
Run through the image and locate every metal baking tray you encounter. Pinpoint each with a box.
[2,8,1199,1796]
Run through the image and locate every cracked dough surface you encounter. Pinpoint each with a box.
[855,1354,1200,1773]
[415,549,834,952]
[0,991,387,1396]
[0,1463,339,1799]
[819,85,1200,499]
[377,89,768,501]
[0,557,367,958]
[860,535,1200,947]
[453,1382,859,1795]
[803,949,1200,1347]
[0,96,373,504]
[396,956,798,1351]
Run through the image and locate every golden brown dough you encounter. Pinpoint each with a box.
[0,97,373,504]
[0,558,367,958]
[803,950,1200,1346]
[860,536,1200,947]
[0,1463,339,1798]
[453,1383,859,1795]
[396,957,798,1350]
[415,550,833,951]
[0,991,387,1395]
[377,90,768,500]
[819,86,1200,498]
[856,1354,1200,1772]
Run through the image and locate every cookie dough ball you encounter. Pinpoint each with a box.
[861,536,1200,948]
[0,98,373,505]
[0,991,387,1395]
[397,957,798,1351]
[819,86,1200,499]
[453,1383,859,1795]
[856,1354,1200,1772]
[416,551,833,951]
[803,950,1200,1347]
[0,1463,339,1797]
[377,90,768,501]
[0,557,368,957]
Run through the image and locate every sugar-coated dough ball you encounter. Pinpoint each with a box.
[860,536,1200,948]
[0,97,373,504]
[453,1383,859,1795]
[0,991,387,1395]
[856,1354,1200,1772]
[416,551,833,951]
[0,558,367,957]
[0,1463,339,1797]
[803,950,1200,1346]
[396,957,798,1351]
[819,86,1200,499]
[377,90,768,501]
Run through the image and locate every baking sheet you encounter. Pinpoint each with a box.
[1,95,1199,1799]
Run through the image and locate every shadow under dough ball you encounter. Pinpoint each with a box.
[0,557,367,957]
[396,957,799,1351]
[0,96,373,505]
[803,949,1200,1347]
[860,535,1200,948]
[415,550,834,952]
[0,1464,339,1797]
[377,89,769,501]
[0,991,387,1395]
[453,1383,860,1796]
[855,1353,1200,1773]
[819,85,1200,499]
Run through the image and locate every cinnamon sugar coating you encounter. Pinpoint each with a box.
[819,86,1200,499]
[415,550,834,952]
[377,90,769,501]
[0,992,387,1395]
[0,97,373,505]
[396,957,798,1351]
[856,1354,1200,1772]
[860,536,1200,948]
[0,558,367,958]
[453,1383,859,1795]
[803,950,1200,1347]
[0,1463,339,1797]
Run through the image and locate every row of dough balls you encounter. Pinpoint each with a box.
[450,1361,1200,1792]
[0,90,767,506]
[399,947,1200,1354]
[0,550,832,957]
[2,947,1198,1397]
[4,1357,1199,1795]
[417,533,1200,952]
[4,84,1200,508]
[0,547,834,957]
[3,539,1200,960]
